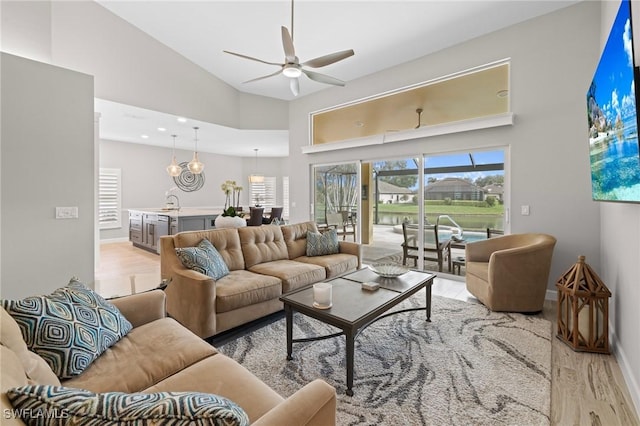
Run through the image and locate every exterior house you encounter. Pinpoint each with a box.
[377,181,414,204]
[483,184,504,201]
[424,177,484,201]
[1,0,639,414]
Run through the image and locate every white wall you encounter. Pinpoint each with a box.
[100,139,287,240]
[289,1,601,287]
[0,0,289,131]
[1,53,95,299]
[598,0,640,414]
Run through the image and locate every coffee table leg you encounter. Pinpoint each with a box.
[426,284,432,322]
[285,305,293,360]
[345,329,355,396]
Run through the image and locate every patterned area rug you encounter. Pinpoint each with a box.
[217,292,551,425]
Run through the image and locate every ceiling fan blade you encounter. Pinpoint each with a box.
[290,78,300,97]
[281,26,296,62]
[223,50,282,67]
[302,49,355,68]
[302,69,346,86]
[243,69,283,84]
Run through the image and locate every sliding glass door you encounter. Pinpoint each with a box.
[313,162,360,241]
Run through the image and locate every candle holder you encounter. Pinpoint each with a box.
[313,283,332,309]
[556,255,611,354]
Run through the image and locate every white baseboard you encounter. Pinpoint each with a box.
[545,288,558,301]
[610,325,640,418]
[100,237,129,244]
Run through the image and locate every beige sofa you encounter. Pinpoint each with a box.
[1,289,336,425]
[160,221,361,339]
[465,233,557,312]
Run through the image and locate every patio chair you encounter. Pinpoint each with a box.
[326,211,356,241]
[401,222,450,272]
[486,228,504,238]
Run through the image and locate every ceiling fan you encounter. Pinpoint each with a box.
[223,0,354,97]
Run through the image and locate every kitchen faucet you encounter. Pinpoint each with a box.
[165,194,180,210]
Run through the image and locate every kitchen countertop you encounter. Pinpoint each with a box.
[129,208,221,218]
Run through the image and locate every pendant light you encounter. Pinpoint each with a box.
[187,126,204,174]
[166,134,182,177]
[248,148,264,183]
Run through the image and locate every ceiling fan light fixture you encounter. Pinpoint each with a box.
[282,64,302,78]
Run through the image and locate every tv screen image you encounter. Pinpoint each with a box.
[587,0,640,202]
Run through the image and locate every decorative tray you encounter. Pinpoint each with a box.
[369,263,409,278]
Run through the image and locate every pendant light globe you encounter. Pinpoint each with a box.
[187,127,204,174]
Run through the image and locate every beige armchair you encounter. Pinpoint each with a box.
[465,233,557,312]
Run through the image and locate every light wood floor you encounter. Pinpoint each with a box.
[97,241,640,425]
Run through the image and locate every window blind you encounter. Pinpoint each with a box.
[99,168,122,229]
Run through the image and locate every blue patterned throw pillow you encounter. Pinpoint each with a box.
[1,279,132,379]
[306,229,340,257]
[7,385,250,426]
[175,239,230,280]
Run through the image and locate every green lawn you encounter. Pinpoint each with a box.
[376,202,503,216]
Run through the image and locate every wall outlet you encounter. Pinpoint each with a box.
[56,206,79,219]
[521,205,530,216]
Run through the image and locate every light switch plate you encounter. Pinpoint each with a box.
[56,206,79,219]
[521,205,530,216]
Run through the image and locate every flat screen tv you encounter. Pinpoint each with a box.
[587,0,640,202]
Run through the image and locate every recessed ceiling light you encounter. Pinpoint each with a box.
[496,90,509,98]
[141,134,149,139]
[157,127,166,132]
[177,117,187,123]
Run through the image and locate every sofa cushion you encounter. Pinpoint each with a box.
[249,260,326,293]
[1,279,132,379]
[215,270,282,314]
[239,225,289,268]
[306,229,339,257]
[176,238,230,280]
[63,317,216,393]
[145,354,284,424]
[7,385,249,426]
[174,228,245,271]
[281,221,318,259]
[0,308,60,386]
[295,253,359,279]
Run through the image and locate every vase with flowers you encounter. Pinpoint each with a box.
[215,180,247,228]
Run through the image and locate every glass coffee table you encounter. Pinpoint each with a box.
[280,267,435,396]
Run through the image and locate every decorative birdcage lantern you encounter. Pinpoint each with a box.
[556,256,611,353]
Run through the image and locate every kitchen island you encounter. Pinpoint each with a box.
[129,208,220,253]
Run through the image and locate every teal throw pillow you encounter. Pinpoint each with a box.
[175,238,230,280]
[1,279,133,379]
[7,385,250,426]
[306,229,339,257]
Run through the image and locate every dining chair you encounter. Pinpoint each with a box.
[262,207,284,224]
[246,207,264,226]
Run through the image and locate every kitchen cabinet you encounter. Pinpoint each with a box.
[129,209,219,254]
[129,211,169,254]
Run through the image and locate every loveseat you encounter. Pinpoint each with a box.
[160,221,361,339]
[1,287,336,425]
